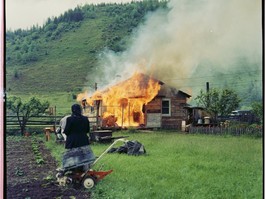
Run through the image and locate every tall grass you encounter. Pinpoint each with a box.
[45,131,263,199]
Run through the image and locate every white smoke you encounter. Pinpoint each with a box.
[97,0,262,94]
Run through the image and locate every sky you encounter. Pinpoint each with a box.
[5,0,133,30]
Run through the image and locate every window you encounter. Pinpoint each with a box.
[162,98,171,116]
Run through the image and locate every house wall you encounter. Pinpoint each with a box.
[145,98,161,113]
[145,98,162,128]
[146,96,188,130]
[161,97,187,129]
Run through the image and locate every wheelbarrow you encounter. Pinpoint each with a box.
[56,138,128,189]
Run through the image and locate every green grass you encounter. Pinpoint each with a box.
[45,131,263,199]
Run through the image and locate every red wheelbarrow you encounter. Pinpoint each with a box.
[56,138,128,189]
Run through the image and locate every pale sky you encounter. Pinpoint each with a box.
[6,0,133,30]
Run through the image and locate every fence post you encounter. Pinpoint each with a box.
[44,127,51,141]
[53,106,57,131]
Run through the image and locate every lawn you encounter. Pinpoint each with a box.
[45,131,263,199]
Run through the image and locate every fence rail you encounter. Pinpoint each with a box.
[5,115,97,127]
[189,126,263,136]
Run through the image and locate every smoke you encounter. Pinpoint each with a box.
[96,0,262,95]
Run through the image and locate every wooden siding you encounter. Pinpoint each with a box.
[161,117,180,129]
[146,113,162,128]
[145,98,161,113]
[145,96,188,130]
[162,97,188,129]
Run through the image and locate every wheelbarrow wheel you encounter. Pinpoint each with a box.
[83,177,96,189]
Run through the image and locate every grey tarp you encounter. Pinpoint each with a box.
[108,140,146,155]
[62,145,95,170]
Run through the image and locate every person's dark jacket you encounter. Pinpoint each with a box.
[64,114,90,149]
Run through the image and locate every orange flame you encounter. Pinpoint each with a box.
[79,73,161,127]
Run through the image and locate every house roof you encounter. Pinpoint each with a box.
[115,73,164,87]
[157,84,191,98]
[98,73,191,99]
[97,73,164,98]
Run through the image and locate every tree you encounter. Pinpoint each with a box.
[195,88,241,122]
[6,96,49,135]
[251,101,263,124]
[219,89,241,117]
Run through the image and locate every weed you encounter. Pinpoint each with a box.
[15,167,24,176]
[36,158,45,164]
[31,137,45,164]
[43,172,54,181]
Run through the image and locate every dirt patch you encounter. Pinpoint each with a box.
[6,136,91,199]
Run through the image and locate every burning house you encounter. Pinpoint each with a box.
[79,73,191,130]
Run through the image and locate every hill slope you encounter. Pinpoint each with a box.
[6,1,168,93]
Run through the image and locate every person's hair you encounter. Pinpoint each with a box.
[71,104,82,116]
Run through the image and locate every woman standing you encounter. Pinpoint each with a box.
[62,104,95,171]
[64,104,90,149]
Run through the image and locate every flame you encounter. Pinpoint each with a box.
[79,73,161,127]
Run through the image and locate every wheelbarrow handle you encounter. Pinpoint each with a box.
[92,138,128,166]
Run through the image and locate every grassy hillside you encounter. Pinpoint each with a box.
[6,1,168,94]
[7,17,103,93]
[5,1,262,113]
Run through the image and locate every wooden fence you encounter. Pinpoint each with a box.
[189,125,263,136]
[6,115,97,128]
